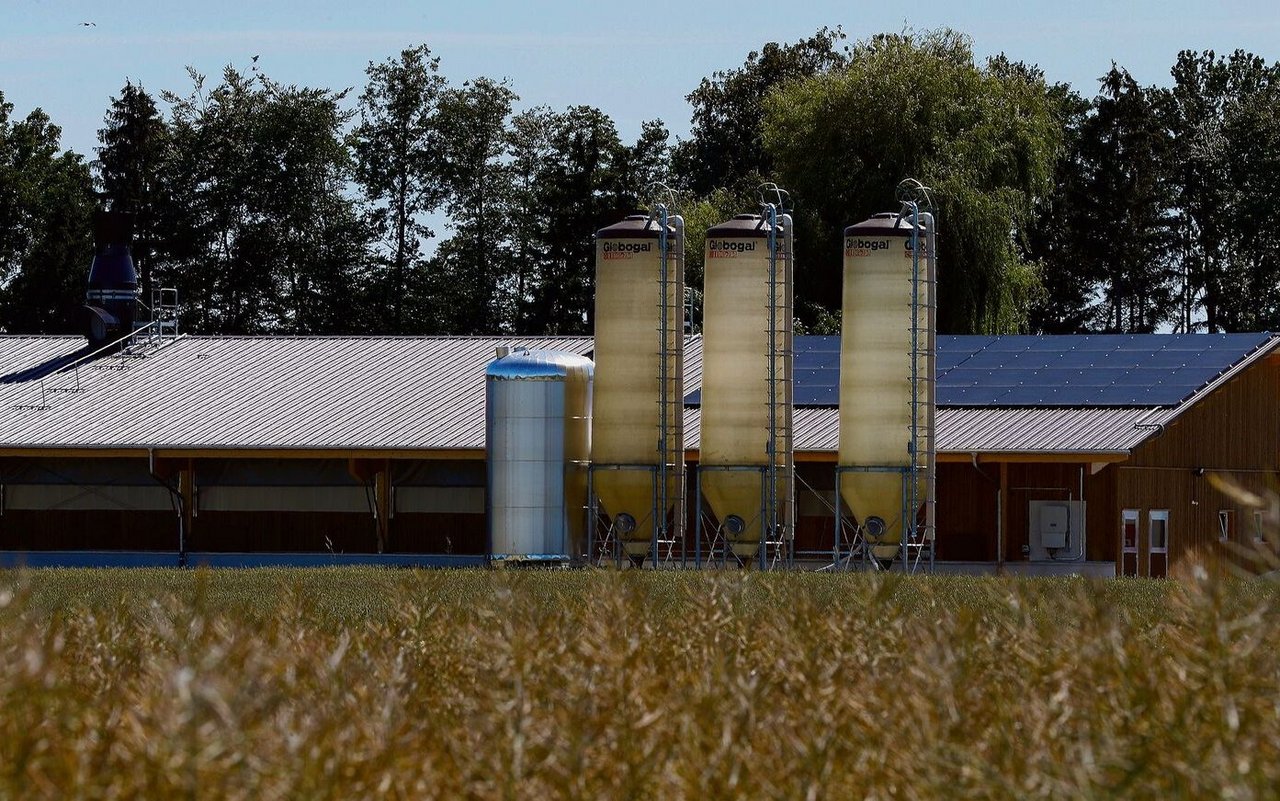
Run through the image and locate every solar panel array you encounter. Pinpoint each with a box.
[683,333,1271,409]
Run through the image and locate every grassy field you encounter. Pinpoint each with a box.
[0,568,1276,799]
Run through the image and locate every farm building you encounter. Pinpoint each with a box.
[1,330,1276,576]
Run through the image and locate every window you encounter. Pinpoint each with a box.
[1149,510,1169,578]
[1121,509,1139,577]
[1218,510,1235,544]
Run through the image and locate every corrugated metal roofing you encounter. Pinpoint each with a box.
[0,332,1272,455]
[0,336,593,451]
[936,406,1174,453]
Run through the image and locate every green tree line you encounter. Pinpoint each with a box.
[2,29,1279,337]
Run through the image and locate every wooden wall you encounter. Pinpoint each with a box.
[0,510,177,551]
[1111,353,1280,570]
[932,461,1115,563]
[1116,356,1279,574]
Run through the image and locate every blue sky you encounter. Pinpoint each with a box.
[3,0,1279,158]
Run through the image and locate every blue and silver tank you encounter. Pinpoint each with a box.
[485,348,593,563]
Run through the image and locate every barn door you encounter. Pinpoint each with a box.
[1121,509,1139,577]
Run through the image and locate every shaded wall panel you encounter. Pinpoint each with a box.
[188,511,377,553]
[0,510,176,550]
[934,463,999,561]
[198,486,368,513]
[390,513,485,554]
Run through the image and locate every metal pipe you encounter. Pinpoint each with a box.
[673,214,687,567]
[656,203,669,570]
[1078,465,1088,560]
[906,201,919,572]
[970,452,1005,569]
[922,211,938,573]
[765,202,778,570]
[782,212,796,568]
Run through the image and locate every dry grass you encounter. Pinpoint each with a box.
[0,568,1277,800]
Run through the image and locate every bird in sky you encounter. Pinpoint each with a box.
[80,21,96,26]
[251,54,260,63]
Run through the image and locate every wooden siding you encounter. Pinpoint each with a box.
[934,463,999,561]
[0,510,177,551]
[1118,357,1280,574]
[931,462,1114,563]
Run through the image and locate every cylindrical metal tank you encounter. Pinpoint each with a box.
[485,349,594,562]
[700,213,793,560]
[592,214,684,563]
[838,212,931,562]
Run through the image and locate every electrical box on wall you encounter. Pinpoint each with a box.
[1028,500,1086,560]
[1040,504,1070,549]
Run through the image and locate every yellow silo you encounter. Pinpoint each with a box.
[699,212,793,562]
[838,212,931,563]
[592,213,684,565]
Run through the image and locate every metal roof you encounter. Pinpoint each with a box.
[0,333,1273,456]
[0,336,593,451]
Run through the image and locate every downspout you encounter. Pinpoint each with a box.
[149,448,186,567]
[972,452,1001,571]
[923,212,938,571]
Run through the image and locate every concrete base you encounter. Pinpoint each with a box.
[931,560,1116,577]
[0,551,487,569]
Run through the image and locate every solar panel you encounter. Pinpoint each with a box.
[794,385,839,406]
[678,333,1272,409]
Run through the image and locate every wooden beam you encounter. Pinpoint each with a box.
[0,448,150,459]
[375,461,391,553]
[999,461,1009,564]
[179,461,195,553]
[0,446,1128,465]
[0,447,487,461]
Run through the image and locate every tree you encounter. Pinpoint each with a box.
[1022,83,1094,333]
[95,81,170,307]
[1075,67,1176,332]
[504,106,557,334]
[429,77,518,333]
[526,106,640,334]
[0,94,94,334]
[352,45,448,333]
[673,27,847,196]
[1218,74,1280,330]
[762,30,1062,333]
[502,108,672,334]
[1164,49,1280,331]
[161,67,372,334]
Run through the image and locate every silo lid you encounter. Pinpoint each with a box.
[596,214,671,239]
[844,212,922,237]
[706,213,777,239]
[486,349,594,380]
